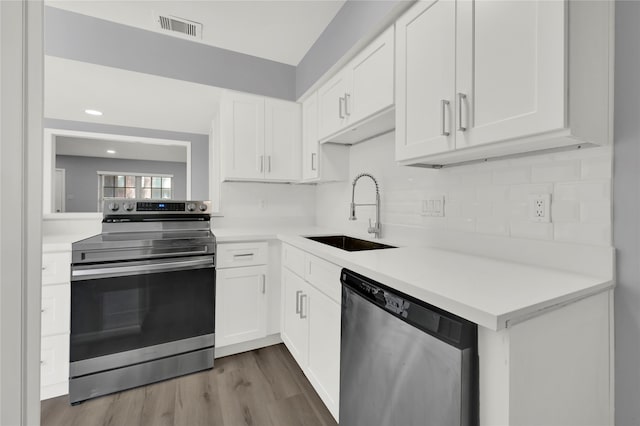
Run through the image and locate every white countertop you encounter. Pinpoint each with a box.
[44,225,613,330]
[277,233,613,331]
[214,226,613,331]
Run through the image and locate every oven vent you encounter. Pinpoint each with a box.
[156,14,202,39]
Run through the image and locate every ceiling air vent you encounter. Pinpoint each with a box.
[155,14,202,39]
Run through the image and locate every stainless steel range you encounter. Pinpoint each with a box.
[69,200,216,404]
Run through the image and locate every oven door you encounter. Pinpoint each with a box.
[70,255,215,376]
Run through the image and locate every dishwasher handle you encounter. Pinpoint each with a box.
[340,268,477,350]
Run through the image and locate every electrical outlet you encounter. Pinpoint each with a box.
[421,196,445,217]
[528,193,551,223]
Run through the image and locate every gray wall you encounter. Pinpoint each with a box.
[44,6,296,100]
[45,3,412,102]
[614,1,640,424]
[56,155,187,212]
[44,118,209,200]
[295,0,411,98]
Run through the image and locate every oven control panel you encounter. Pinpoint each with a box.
[103,200,211,216]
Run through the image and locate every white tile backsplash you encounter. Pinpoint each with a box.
[316,133,612,247]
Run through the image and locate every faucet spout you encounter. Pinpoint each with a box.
[349,173,382,238]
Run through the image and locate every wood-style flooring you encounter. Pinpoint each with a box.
[41,344,337,426]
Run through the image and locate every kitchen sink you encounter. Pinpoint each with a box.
[305,235,396,252]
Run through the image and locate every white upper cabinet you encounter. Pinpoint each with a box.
[265,98,302,181]
[220,91,265,180]
[396,0,456,160]
[220,91,301,182]
[348,25,395,125]
[395,0,613,167]
[318,26,395,143]
[455,0,565,148]
[302,92,349,182]
[302,93,320,181]
[318,69,351,140]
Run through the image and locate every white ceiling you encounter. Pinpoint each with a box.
[46,0,346,66]
[45,55,222,134]
[56,136,188,162]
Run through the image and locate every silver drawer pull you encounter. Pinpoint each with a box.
[441,99,450,136]
[311,152,317,171]
[457,93,467,132]
[295,290,302,314]
[261,274,266,294]
[300,294,308,319]
[233,253,254,258]
[338,97,345,119]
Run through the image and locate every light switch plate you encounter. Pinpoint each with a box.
[421,196,445,217]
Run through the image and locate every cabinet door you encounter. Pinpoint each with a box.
[349,26,395,124]
[220,91,265,180]
[395,0,456,161]
[318,70,350,140]
[307,284,341,420]
[264,99,301,181]
[455,0,565,148]
[216,265,267,347]
[302,93,320,181]
[281,268,309,366]
[41,284,70,336]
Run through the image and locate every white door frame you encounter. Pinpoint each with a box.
[0,1,44,425]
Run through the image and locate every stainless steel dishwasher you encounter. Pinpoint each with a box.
[340,269,478,426]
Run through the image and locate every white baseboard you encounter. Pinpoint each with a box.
[41,382,68,401]
[215,333,283,358]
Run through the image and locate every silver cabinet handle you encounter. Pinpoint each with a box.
[300,294,308,319]
[457,93,467,132]
[344,93,351,116]
[295,290,302,314]
[233,253,254,259]
[261,274,266,294]
[338,96,345,119]
[268,156,272,173]
[311,153,317,171]
[259,155,264,173]
[441,99,450,136]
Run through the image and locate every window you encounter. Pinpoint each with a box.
[98,172,173,209]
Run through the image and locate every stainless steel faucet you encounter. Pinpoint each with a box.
[349,173,381,238]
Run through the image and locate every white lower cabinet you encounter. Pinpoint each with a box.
[306,284,341,417]
[216,265,268,347]
[216,242,270,349]
[41,334,70,392]
[281,243,341,421]
[281,268,310,366]
[40,247,72,400]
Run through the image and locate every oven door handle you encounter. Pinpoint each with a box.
[72,257,214,280]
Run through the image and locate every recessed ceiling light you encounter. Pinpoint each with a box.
[106,150,116,154]
[85,109,103,116]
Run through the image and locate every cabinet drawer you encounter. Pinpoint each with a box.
[42,251,71,286]
[305,254,342,304]
[41,334,69,387]
[282,244,306,278]
[41,284,70,336]
[217,242,268,269]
